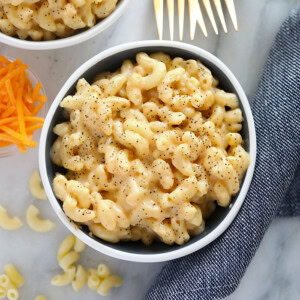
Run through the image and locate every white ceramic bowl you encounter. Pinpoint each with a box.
[39,41,257,263]
[0,0,132,50]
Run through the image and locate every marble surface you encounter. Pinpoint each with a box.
[0,0,299,299]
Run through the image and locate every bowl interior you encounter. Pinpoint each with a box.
[45,46,250,255]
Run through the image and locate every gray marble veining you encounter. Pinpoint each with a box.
[0,0,299,299]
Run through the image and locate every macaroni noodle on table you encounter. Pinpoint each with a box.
[0,0,118,40]
[0,286,5,299]
[52,235,85,290]
[87,271,101,290]
[26,204,55,232]
[86,264,122,295]
[29,170,47,201]
[97,275,122,296]
[0,205,22,231]
[51,266,76,287]
[0,274,15,290]
[51,52,250,246]
[3,265,24,288]
[6,288,18,300]
[52,234,122,294]
[71,264,87,292]
[0,264,23,300]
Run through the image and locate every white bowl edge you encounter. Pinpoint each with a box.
[39,40,257,263]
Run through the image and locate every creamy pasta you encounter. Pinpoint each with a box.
[0,0,118,40]
[51,52,250,246]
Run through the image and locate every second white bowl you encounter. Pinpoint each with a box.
[0,0,132,50]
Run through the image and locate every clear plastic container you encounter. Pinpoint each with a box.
[0,59,48,158]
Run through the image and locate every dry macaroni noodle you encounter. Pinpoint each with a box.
[51,266,76,286]
[97,264,110,278]
[0,286,6,299]
[0,274,15,289]
[4,264,24,288]
[87,274,101,290]
[86,264,122,295]
[35,297,47,300]
[71,264,86,292]
[26,204,55,232]
[87,268,98,277]
[58,251,80,271]
[51,53,250,246]
[97,275,122,296]
[6,289,18,300]
[0,205,22,231]
[74,237,86,253]
[52,236,123,295]
[57,234,75,260]
[0,0,118,40]
[53,235,88,292]
[29,170,47,201]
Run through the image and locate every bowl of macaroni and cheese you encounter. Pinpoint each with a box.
[39,41,256,262]
[0,0,132,50]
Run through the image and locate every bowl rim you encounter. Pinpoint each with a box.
[0,0,132,50]
[39,40,257,263]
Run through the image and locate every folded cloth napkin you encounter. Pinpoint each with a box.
[145,8,300,300]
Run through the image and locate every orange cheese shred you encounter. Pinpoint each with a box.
[0,56,47,153]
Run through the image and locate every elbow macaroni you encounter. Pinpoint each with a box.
[0,274,16,290]
[26,204,55,232]
[87,271,101,290]
[58,251,80,271]
[51,53,250,246]
[52,235,85,289]
[57,234,76,260]
[97,275,122,296]
[0,264,23,300]
[0,286,5,299]
[0,0,118,40]
[29,170,47,201]
[97,264,110,278]
[51,233,79,287]
[74,237,86,253]
[6,289,18,300]
[4,265,24,288]
[86,264,122,295]
[0,205,22,231]
[52,235,122,295]
[51,266,76,286]
[71,264,86,292]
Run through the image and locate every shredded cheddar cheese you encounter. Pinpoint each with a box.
[0,55,46,153]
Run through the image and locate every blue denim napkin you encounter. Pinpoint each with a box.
[145,8,300,300]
